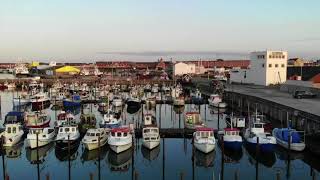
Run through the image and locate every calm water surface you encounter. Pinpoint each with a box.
[0,91,319,180]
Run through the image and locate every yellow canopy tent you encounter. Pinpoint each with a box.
[55,66,80,73]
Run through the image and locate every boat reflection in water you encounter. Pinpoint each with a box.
[2,142,24,159]
[221,146,243,163]
[209,107,226,114]
[81,146,108,162]
[26,143,54,164]
[141,145,160,161]
[275,146,304,161]
[194,149,215,168]
[244,144,276,168]
[107,147,132,172]
[126,106,141,114]
[55,142,80,161]
[173,106,185,114]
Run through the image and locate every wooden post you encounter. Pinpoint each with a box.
[1,136,6,180]
[218,103,220,130]
[98,135,101,180]
[68,135,71,180]
[37,133,40,180]
[220,135,224,180]
[256,137,259,180]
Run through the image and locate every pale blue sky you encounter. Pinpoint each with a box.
[0,0,319,62]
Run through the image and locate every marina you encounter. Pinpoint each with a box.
[0,83,319,180]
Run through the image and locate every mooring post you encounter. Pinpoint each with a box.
[46,173,50,180]
[180,171,185,180]
[234,169,239,180]
[220,135,224,180]
[256,137,259,180]
[1,136,6,180]
[218,103,220,130]
[89,173,94,180]
[98,135,101,180]
[276,170,280,180]
[68,135,71,180]
[37,133,40,180]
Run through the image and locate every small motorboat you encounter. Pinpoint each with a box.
[24,111,51,129]
[82,128,109,150]
[108,126,133,153]
[142,114,160,150]
[273,128,305,151]
[30,92,51,111]
[63,94,81,108]
[193,127,216,153]
[100,110,122,129]
[208,94,227,108]
[26,127,56,149]
[184,112,205,129]
[4,111,25,125]
[243,120,276,153]
[55,125,81,150]
[0,124,24,147]
[217,128,242,150]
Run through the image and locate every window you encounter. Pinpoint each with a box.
[262,64,265,68]
[65,128,69,132]
[111,132,115,136]
[275,64,279,68]
[124,132,128,136]
[12,127,16,133]
[269,64,272,68]
[7,127,11,133]
[117,132,121,137]
[281,64,285,68]
[269,55,272,58]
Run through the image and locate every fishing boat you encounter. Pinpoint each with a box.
[14,63,29,76]
[151,84,159,93]
[100,110,122,129]
[193,127,216,153]
[185,112,205,129]
[273,128,305,151]
[243,119,276,152]
[217,128,242,150]
[142,114,160,149]
[55,111,76,127]
[108,126,133,153]
[208,94,227,108]
[79,113,97,134]
[63,94,81,108]
[55,125,81,150]
[4,111,25,125]
[30,92,51,111]
[112,96,123,107]
[13,93,30,106]
[0,124,24,147]
[24,111,51,128]
[82,128,109,150]
[26,128,56,149]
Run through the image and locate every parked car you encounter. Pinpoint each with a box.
[293,90,316,99]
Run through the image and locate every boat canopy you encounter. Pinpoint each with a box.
[224,128,240,132]
[275,128,301,143]
[196,127,214,132]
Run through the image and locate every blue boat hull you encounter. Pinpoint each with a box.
[223,141,243,150]
[63,100,81,107]
[246,141,275,153]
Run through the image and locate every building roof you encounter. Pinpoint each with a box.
[55,66,80,73]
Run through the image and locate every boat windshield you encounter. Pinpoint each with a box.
[86,132,95,136]
[5,116,17,123]
[254,123,263,128]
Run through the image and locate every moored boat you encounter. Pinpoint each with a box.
[193,127,216,153]
[217,128,242,150]
[55,125,81,150]
[82,128,109,150]
[24,111,51,129]
[142,114,160,150]
[26,127,56,149]
[185,112,204,129]
[108,126,133,153]
[30,92,51,111]
[0,124,24,147]
[273,128,305,151]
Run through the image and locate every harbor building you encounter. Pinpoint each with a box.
[230,51,288,86]
[173,62,196,76]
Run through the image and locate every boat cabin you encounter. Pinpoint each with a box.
[143,114,156,126]
[186,112,202,124]
[5,111,24,124]
[58,126,78,134]
[223,128,240,136]
[251,122,265,134]
[86,129,107,138]
[195,128,214,138]
[29,128,55,135]
[4,124,23,134]
[110,128,131,138]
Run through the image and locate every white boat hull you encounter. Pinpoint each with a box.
[83,138,108,151]
[142,140,160,150]
[27,139,53,149]
[109,142,132,153]
[2,135,23,147]
[112,100,123,107]
[194,142,215,153]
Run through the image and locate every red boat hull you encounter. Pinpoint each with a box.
[25,120,51,129]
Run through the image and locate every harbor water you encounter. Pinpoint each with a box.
[0,91,319,180]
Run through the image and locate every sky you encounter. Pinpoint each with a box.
[0,0,320,62]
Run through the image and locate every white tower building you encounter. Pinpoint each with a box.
[250,51,288,86]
